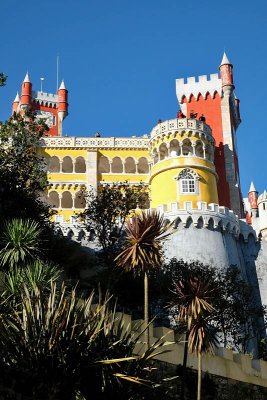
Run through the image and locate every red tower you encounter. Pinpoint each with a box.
[12,74,69,137]
[20,73,32,111]
[176,53,243,217]
[248,181,258,219]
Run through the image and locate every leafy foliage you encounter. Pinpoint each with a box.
[165,259,266,354]
[80,183,149,264]
[4,260,62,296]
[0,112,51,223]
[115,210,174,275]
[0,282,174,399]
[0,219,42,269]
[0,72,7,87]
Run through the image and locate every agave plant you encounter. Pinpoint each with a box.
[0,282,174,399]
[0,219,42,269]
[115,210,174,349]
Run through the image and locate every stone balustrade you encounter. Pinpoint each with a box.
[150,118,213,141]
[39,136,150,149]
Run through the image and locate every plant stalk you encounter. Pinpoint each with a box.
[144,271,149,350]
[197,352,202,400]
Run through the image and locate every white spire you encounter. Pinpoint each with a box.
[59,79,66,90]
[23,72,31,83]
[220,52,231,66]
[249,181,257,192]
[13,91,20,102]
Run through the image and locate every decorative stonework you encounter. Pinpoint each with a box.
[40,136,150,149]
[149,118,213,144]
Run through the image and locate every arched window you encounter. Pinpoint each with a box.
[125,157,136,174]
[62,156,73,173]
[111,157,123,173]
[75,156,86,173]
[153,149,159,165]
[206,144,213,162]
[159,143,168,160]
[178,168,199,194]
[49,156,60,173]
[182,139,193,156]
[48,191,59,208]
[195,141,204,158]
[78,231,86,241]
[98,156,110,173]
[61,191,73,208]
[137,157,149,174]
[170,139,180,157]
[74,190,86,208]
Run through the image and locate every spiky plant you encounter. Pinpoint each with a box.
[168,277,217,400]
[4,259,62,296]
[0,219,42,269]
[115,210,174,349]
[188,316,217,400]
[0,282,174,399]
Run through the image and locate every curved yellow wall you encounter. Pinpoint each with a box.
[150,157,218,210]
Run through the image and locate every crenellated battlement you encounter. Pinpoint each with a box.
[154,201,241,238]
[176,73,222,103]
[32,90,58,105]
[113,311,267,387]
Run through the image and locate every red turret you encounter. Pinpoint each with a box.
[219,52,234,89]
[57,80,68,136]
[12,92,20,114]
[248,181,258,218]
[20,72,32,111]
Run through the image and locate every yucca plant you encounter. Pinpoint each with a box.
[115,210,174,349]
[169,277,217,400]
[0,282,174,399]
[0,219,42,269]
[4,259,62,296]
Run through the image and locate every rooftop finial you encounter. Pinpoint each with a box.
[220,52,231,66]
[23,72,31,83]
[59,79,66,90]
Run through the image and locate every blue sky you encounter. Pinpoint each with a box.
[0,0,266,196]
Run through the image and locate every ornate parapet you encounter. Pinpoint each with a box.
[39,136,150,149]
[149,118,214,144]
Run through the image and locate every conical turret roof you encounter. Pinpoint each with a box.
[23,72,31,83]
[59,79,66,90]
[13,91,20,102]
[249,181,257,193]
[220,52,231,66]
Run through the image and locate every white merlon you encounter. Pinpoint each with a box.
[176,73,222,103]
[220,51,231,66]
[32,90,58,103]
[59,79,66,90]
[23,72,30,83]
[13,92,20,102]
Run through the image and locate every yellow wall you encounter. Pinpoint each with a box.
[150,157,218,210]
